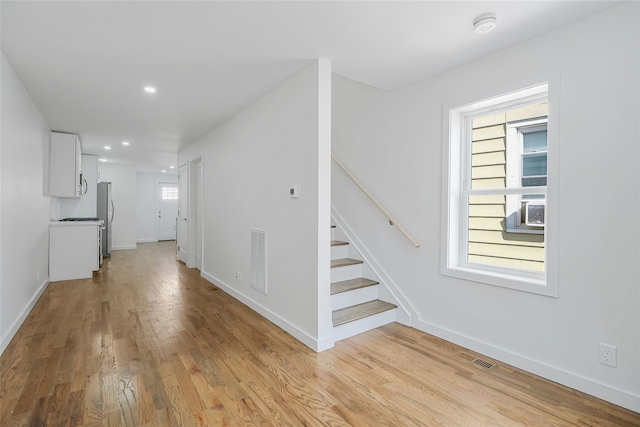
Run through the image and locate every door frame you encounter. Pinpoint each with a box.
[187,157,204,270]
[177,163,189,264]
[155,181,178,241]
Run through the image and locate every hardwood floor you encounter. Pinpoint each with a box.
[1,241,638,426]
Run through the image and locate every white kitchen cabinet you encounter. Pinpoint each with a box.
[50,131,82,197]
[58,154,98,218]
[49,221,100,281]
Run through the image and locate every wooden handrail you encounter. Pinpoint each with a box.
[332,154,420,248]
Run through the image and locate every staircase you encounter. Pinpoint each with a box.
[330,225,397,342]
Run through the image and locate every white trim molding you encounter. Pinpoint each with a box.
[112,245,138,251]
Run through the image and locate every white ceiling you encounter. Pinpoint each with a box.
[1,1,618,173]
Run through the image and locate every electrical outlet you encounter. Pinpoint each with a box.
[598,343,617,367]
[235,271,243,283]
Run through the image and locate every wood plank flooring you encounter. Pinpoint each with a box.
[1,241,638,426]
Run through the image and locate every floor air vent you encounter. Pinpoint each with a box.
[455,351,497,370]
[473,358,496,369]
[456,352,476,362]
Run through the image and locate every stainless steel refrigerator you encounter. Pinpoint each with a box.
[97,182,113,258]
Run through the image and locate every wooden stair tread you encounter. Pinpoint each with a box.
[331,240,349,247]
[331,278,379,295]
[331,258,363,268]
[332,300,397,327]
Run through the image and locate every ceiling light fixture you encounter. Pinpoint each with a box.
[144,86,157,93]
[104,145,112,150]
[474,15,497,34]
[169,165,175,169]
[98,158,107,162]
[122,141,130,146]
[162,169,167,173]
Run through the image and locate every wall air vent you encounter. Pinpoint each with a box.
[250,229,267,295]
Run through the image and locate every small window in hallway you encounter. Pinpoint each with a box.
[162,186,178,200]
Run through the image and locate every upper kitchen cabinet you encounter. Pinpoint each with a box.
[58,154,98,218]
[50,131,82,197]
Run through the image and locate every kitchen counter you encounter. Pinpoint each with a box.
[49,221,101,281]
[50,220,102,227]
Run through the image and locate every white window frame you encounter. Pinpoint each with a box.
[441,76,559,297]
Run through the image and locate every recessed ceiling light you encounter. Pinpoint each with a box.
[144,86,157,93]
[474,15,497,34]
[169,165,175,169]
[104,145,112,150]
[162,169,167,173]
[122,141,130,146]
[98,158,107,162]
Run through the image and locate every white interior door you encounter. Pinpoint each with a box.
[157,182,178,241]
[177,164,189,264]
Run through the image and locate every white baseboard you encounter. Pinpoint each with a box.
[136,238,158,243]
[413,317,640,413]
[316,335,335,352]
[0,278,49,356]
[112,245,137,251]
[200,270,330,352]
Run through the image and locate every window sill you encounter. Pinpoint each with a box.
[442,265,556,297]
[505,227,544,235]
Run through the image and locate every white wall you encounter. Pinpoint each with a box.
[98,163,137,250]
[0,53,51,355]
[136,172,178,243]
[332,3,639,411]
[179,60,333,351]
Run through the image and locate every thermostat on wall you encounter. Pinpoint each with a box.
[289,186,300,198]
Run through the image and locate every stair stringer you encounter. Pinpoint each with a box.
[331,207,417,326]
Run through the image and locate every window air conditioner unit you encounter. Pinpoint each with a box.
[524,201,545,226]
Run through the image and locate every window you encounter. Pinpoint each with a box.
[506,118,547,233]
[442,80,558,296]
[162,186,178,200]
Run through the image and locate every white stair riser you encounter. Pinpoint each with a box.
[331,245,349,259]
[331,285,379,310]
[330,264,362,282]
[333,309,396,342]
